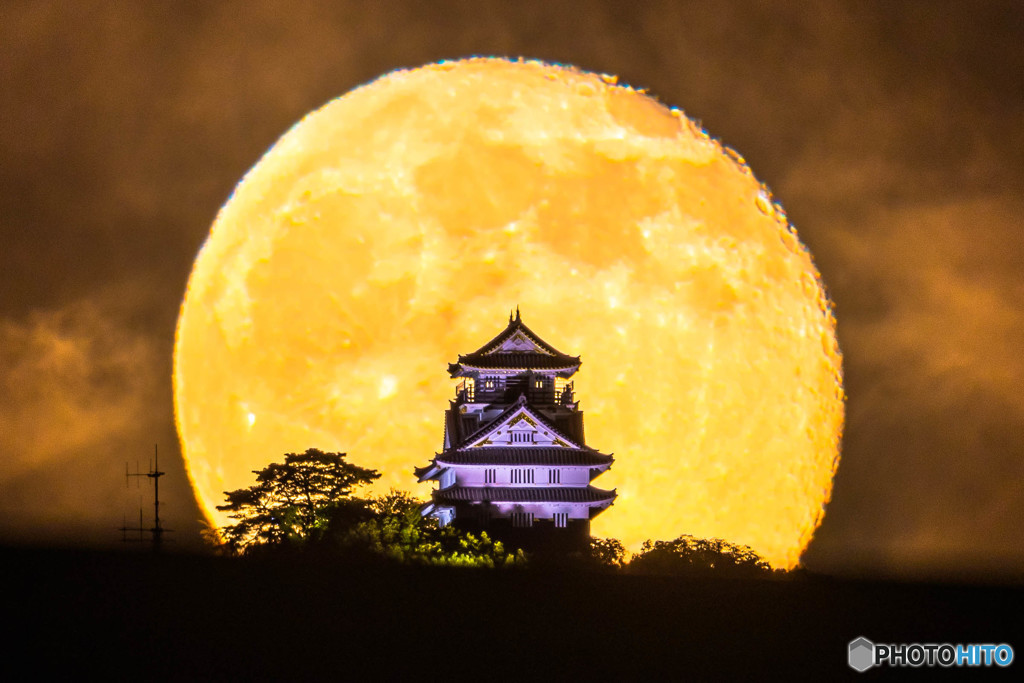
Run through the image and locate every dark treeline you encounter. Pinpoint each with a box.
[211,449,784,577]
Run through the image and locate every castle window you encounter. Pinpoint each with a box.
[554,512,569,528]
[511,469,535,484]
[511,431,534,444]
[485,379,495,390]
[548,469,560,484]
[484,468,496,484]
[534,379,543,389]
[512,512,534,528]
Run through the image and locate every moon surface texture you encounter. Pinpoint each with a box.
[174,58,843,568]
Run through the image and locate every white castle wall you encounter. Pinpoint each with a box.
[453,466,593,487]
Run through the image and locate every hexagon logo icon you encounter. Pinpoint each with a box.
[848,637,875,672]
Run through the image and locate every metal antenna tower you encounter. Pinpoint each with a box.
[120,444,172,551]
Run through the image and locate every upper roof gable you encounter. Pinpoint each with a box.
[489,328,552,355]
[450,309,581,374]
[473,309,571,356]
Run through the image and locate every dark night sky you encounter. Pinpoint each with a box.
[1,1,1022,579]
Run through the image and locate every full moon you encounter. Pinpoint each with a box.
[175,58,843,568]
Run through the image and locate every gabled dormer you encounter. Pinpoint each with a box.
[462,396,581,449]
[492,327,552,355]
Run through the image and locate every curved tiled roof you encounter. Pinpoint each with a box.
[414,464,441,482]
[449,311,580,374]
[436,447,612,467]
[433,485,617,505]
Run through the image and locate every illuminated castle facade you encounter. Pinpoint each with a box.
[416,310,616,549]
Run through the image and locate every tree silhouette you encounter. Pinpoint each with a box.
[540,536,629,571]
[214,454,523,566]
[627,535,773,576]
[576,536,627,570]
[216,448,380,553]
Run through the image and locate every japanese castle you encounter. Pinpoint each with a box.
[416,309,616,549]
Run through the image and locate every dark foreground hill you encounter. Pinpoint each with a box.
[5,546,1021,680]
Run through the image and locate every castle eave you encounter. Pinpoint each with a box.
[452,354,580,372]
[433,485,616,505]
[414,463,441,482]
[436,447,612,467]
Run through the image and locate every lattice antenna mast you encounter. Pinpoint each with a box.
[120,444,171,551]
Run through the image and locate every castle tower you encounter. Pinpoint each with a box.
[415,309,616,550]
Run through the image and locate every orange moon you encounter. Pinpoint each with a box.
[174,58,843,568]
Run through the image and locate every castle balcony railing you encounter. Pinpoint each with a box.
[455,380,475,404]
[455,380,574,406]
